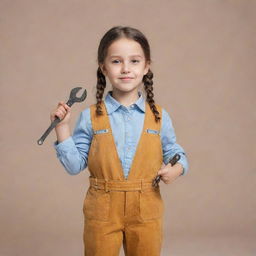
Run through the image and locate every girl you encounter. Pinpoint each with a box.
[51,26,189,256]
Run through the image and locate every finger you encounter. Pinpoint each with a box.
[57,101,65,107]
[158,169,168,175]
[55,109,65,119]
[57,102,71,113]
[56,108,67,119]
[162,178,169,184]
[55,110,63,120]
[160,175,167,180]
[162,175,171,182]
[58,106,67,115]
[163,178,170,184]
[63,104,71,112]
[59,105,67,113]
[58,102,71,112]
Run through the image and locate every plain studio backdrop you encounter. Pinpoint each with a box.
[1,0,255,255]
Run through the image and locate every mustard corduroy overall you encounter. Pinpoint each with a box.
[83,101,164,256]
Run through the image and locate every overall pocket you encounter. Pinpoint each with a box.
[83,187,110,222]
[139,188,164,221]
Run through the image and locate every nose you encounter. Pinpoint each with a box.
[121,62,130,74]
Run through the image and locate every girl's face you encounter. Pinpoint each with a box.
[100,38,150,94]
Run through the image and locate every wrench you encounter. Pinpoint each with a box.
[37,87,87,145]
[152,153,181,187]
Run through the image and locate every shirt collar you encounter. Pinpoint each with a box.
[104,90,145,114]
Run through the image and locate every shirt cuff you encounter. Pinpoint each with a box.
[53,136,76,156]
[178,161,185,176]
[177,155,188,176]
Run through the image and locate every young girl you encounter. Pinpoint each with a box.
[51,26,189,256]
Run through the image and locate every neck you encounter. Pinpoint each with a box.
[111,89,139,107]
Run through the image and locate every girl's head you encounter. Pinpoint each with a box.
[96,26,160,122]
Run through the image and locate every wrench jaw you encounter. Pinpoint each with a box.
[69,87,87,102]
[66,87,87,107]
[76,89,87,102]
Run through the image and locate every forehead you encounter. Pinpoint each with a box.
[107,38,145,57]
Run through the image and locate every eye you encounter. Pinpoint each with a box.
[131,59,140,63]
[112,59,121,64]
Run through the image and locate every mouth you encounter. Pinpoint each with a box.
[119,77,134,80]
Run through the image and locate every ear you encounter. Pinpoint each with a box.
[99,63,107,76]
[143,61,150,75]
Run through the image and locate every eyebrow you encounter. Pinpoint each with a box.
[109,55,143,58]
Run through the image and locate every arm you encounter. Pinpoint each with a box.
[160,108,189,176]
[53,108,93,175]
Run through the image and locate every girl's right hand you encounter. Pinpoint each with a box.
[50,101,71,127]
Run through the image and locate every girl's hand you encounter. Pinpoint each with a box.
[50,101,71,128]
[157,162,183,185]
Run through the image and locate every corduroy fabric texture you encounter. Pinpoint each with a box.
[83,101,164,256]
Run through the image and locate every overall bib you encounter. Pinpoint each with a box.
[83,101,164,256]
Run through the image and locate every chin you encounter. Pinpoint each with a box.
[115,87,138,93]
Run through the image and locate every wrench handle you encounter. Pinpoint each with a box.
[37,117,61,145]
[66,100,74,107]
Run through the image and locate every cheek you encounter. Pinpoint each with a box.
[135,67,146,77]
[107,67,120,78]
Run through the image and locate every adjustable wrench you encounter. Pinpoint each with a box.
[37,87,87,145]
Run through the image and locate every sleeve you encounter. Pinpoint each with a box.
[160,108,189,176]
[53,108,93,175]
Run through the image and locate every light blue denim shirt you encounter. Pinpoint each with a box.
[54,90,189,178]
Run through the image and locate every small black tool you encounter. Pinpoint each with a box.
[37,87,87,145]
[152,153,181,187]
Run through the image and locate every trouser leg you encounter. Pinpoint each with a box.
[83,219,123,256]
[123,218,163,256]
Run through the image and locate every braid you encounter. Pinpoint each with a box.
[95,67,106,115]
[143,69,161,122]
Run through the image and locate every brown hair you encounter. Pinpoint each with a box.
[96,26,160,122]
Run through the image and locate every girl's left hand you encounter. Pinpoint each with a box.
[157,162,183,184]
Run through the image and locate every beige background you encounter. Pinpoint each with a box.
[1,0,255,255]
